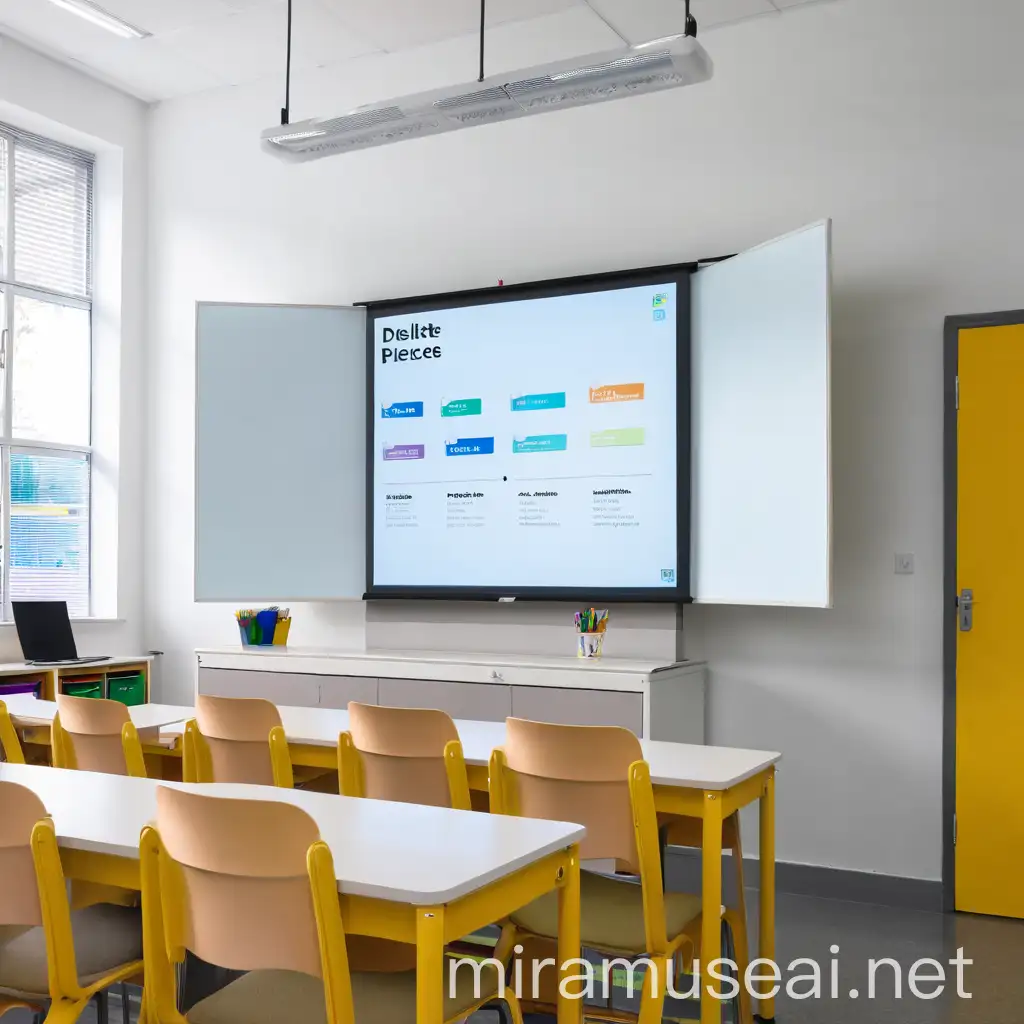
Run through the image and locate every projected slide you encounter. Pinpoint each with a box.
[371,281,681,591]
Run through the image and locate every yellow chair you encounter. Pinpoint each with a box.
[52,695,146,778]
[0,700,26,764]
[140,786,525,1024]
[0,781,143,1023]
[490,718,748,1024]
[338,702,471,810]
[182,695,292,787]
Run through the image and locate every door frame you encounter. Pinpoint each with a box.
[943,308,1024,911]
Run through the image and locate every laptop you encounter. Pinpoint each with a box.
[12,601,111,667]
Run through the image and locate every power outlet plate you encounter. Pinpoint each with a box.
[895,553,915,575]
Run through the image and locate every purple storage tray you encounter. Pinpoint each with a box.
[0,683,40,697]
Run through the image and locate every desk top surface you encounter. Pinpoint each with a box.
[3,695,189,732]
[165,704,780,790]
[0,762,584,905]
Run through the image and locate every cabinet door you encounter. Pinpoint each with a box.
[378,678,511,722]
[318,676,378,709]
[511,686,644,736]
[198,668,319,708]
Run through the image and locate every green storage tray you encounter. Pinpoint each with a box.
[63,681,102,699]
[108,673,146,707]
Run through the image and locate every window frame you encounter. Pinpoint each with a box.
[0,124,95,620]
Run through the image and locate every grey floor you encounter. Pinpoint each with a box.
[7,893,1023,1022]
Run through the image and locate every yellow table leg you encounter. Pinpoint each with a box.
[416,906,445,1024]
[701,791,723,1024]
[557,845,582,1024]
[757,769,776,1022]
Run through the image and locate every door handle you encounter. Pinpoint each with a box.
[959,589,974,632]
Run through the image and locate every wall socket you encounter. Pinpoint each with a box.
[895,553,915,575]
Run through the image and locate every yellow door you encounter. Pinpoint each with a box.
[956,321,1024,916]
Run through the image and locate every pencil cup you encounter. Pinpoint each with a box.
[577,632,605,659]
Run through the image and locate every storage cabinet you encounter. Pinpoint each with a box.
[511,685,644,735]
[378,678,512,722]
[317,676,378,709]
[198,668,320,707]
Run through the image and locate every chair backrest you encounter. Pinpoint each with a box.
[0,700,26,764]
[195,695,283,785]
[153,787,323,976]
[501,718,643,873]
[55,694,131,775]
[346,702,463,808]
[0,781,46,927]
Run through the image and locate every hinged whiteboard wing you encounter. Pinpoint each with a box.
[691,221,832,606]
[195,302,367,601]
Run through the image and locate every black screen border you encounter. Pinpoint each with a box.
[364,263,694,603]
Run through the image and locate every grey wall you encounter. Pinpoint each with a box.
[144,0,1024,880]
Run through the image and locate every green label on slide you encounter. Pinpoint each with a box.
[441,398,482,417]
[590,427,646,447]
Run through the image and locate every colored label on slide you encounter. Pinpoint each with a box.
[591,428,646,448]
[381,401,424,419]
[383,443,425,461]
[512,434,568,454]
[445,437,495,457]
[511,391,566,412]
[441,398,482,417]
[589,383,645,403]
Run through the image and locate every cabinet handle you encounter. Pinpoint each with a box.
[490,670,504,682]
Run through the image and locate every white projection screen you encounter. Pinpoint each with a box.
[691,221,832,606]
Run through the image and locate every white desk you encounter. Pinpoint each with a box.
[0,762,585,1024]
[166,705,780,790]
[2,694,189,738]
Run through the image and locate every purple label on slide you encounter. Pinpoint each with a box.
[383,444,425,461]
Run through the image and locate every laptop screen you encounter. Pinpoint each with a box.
[12,601,79,662]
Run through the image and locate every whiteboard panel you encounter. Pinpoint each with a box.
[195,303,366,601]
[691,221,832,606]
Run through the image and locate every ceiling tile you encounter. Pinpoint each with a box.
[89,1,238,36]
[326,0,580,52]
[161,0,377,87]
[585,0,777,43]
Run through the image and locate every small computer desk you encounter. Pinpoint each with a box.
[165,706,781,1024]
[0,762,585,1024]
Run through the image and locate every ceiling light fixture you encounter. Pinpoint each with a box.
[262,0,712,161]
[46,0,150,40]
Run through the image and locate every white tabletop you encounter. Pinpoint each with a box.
[0,762,584,905]
[2,694,190,733]
[165,705,780,790]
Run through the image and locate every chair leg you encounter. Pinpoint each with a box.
[120,983,132,1024]
[637,955,670,1024]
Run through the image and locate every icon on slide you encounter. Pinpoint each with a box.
[652,293,669,308]
[653,309,667,322]
[661,569,676,584]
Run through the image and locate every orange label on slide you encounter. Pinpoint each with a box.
[589,383,645,403]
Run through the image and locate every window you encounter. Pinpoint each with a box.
[0,125,93,618]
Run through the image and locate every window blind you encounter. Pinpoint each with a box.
[8,450,90,618]
[7,126,93,298]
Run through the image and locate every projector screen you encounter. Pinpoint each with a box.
[365,269,692,599]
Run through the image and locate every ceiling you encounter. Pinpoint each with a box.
[0,0,830,103]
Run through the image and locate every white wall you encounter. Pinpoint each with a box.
[144,0,1024,880]
[0,36,147,664]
